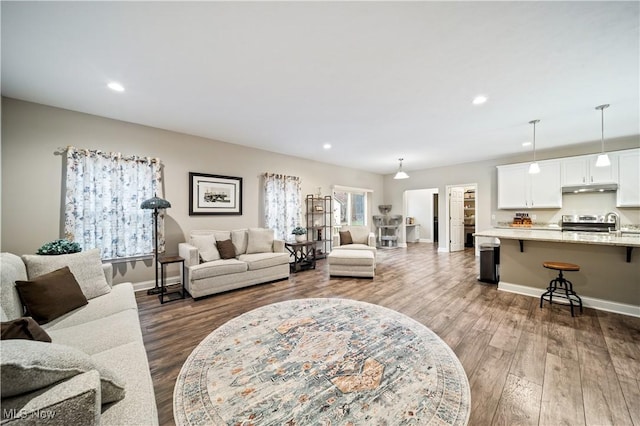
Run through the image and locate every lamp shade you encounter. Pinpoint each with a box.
[393,158,409,180]
[141,196,171,210]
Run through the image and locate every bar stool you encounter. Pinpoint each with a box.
[540,261,583,317]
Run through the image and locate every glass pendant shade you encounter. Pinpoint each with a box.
[528,162,540,174]
[394,158,409,179]
[528,119,540,174]
[595,153,610,167]
[595,104,610,168]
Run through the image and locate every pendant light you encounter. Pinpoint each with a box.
[595,104,611,167]
[394,158,409,179]
[528,119,540,174]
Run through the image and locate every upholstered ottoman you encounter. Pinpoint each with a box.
[327,249,375,278]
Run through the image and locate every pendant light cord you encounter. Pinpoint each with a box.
[595,104,609,154]
[529,119,540,161]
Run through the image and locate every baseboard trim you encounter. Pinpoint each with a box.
[133,276,180,293]
[418,238,433,243]
[498,281,640,318]
[437,247,449,253]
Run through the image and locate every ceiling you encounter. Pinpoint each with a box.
[2,1,639,175]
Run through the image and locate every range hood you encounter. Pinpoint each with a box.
[561,183,618,193]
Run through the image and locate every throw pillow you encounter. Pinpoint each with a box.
[339,231,353,245]
[22,249,111,300]
[246,228,274,254]
[231,229,248,255]
[1,340,126,404]
[216,239,236,259]
[1,317,52,342]
[15,267,88,324]
[190,234,221,262]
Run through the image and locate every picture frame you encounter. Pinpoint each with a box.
[189,172,243,215]
[314,205,324,212]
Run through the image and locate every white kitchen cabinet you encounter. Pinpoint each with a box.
[617,149,640,207]
[497,160,562,209]
[561,154,617,186]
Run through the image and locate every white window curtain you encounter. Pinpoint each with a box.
[64,147,164,260]
[263,173,302,240]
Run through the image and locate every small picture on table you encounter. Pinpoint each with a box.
[314,205,324,212]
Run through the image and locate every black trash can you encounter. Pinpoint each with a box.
[479,243,500,284]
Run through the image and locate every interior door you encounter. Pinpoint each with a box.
[449,187,464,252]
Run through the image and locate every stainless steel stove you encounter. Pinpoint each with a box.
[561,214,615,232]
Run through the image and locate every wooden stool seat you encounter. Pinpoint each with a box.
[543,261,580,272]
[540,261,583,316]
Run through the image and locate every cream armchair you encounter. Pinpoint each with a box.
[332,225,377,258]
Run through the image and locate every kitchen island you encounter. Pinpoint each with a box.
[474,228,640,317]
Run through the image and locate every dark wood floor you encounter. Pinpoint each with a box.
[135,243,640,426]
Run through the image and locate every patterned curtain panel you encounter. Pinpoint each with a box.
[64,147,164,259]
[263,173,302,240]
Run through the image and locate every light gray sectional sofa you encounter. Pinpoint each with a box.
[178,228,290,299]
[0,251,158,425]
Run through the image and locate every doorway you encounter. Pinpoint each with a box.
[445,183,477,253]
[403,188,439,246]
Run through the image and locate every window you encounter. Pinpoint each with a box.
[333,186,371,226]
[64,147,163,260]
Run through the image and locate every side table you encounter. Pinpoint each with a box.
[158,255,186,304]
[285,241,316,272]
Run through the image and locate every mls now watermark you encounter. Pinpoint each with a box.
[3,409,57,420]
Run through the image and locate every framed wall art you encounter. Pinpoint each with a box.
[189,172,243,215]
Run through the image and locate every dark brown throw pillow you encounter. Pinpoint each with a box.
[339,231,353,245]
[216,239,237,259]
[1,317,52,342]
[15,266,88,324]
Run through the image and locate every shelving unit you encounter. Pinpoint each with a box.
[305,194,333,259]
[464,190,475,248]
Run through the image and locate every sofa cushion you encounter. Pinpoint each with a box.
[339,231,353,245]
[246,228,274,254]
[15,267,88,324]
[1,340,125,404]
[1,252,28,321]
[22,249,111,300]
[231,229,248,255]
[216,239,236,259]
[190,259,247,280]
[41,282,137,332]
[189,234,220,262]
[45,309,144,356]
[238,253,289,271]
[1,317,51,342]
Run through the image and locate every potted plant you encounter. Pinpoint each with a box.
[291,226,307,243]
[36,239,82,255]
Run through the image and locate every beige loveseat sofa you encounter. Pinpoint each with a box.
[0,251,157,425]
[178,228,290,299]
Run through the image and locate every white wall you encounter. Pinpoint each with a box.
[1,98,384,284]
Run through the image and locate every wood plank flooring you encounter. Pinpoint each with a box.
[135,243,640,426]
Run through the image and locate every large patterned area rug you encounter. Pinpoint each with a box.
[174,298,470,425]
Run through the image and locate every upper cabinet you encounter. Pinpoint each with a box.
[561,154,617,186]
[497,160,562,209]
[617,149,640,207]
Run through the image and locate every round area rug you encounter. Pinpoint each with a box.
[174,298,470,425]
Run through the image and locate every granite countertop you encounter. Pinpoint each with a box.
[474,228,640,248]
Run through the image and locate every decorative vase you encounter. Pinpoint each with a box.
[295,235,306,243]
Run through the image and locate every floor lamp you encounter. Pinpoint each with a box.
[141,194,171,295]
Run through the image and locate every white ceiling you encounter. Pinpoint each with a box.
[2,1,639,175]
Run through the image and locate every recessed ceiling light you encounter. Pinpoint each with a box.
[472,95,487,105]
[323,143,332,150]
[522,141,532,147]
[107,82,125,92]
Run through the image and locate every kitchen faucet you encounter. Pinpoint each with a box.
[605,211,620,232]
